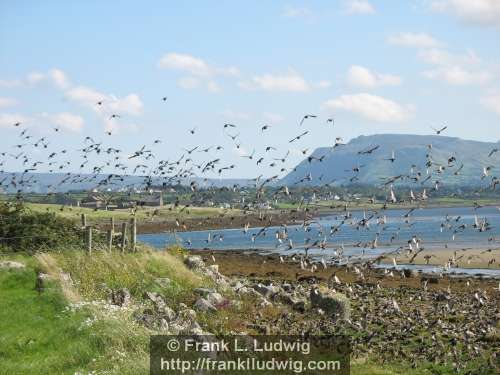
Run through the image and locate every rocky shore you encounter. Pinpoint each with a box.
[93,249,498,372]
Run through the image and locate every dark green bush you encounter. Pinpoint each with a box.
[0,201,82,252]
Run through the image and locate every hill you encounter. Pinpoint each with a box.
[281,134,500,186]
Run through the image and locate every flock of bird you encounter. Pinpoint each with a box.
[1,95,499,274]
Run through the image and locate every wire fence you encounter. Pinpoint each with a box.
[0,213,139,255]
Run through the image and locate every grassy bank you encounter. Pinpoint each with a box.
[1,247,497,374]
[0,248,206,374]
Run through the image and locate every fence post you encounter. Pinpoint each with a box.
[81,213,87,228]
[85,226,92,254]
[106,229,113,252]
[130,217,137,252]
[121,222,127,253]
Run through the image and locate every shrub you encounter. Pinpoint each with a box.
[0,201,82,252]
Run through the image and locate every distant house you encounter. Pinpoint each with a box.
[136,194,163,207]
[80,194,106,209]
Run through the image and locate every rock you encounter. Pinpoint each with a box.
[143,291,176,321]
[258,298,272,308]
[154,278,172,288]
[194,297,217,312]
[111,288,131,307]
[310,287,350,321]
[282,283,293,292]
[137,308,156,328]
[0,261,25,269]
[253,283,281,298]
[207,264,219,273]
[278,292,306,312]
[435,292,450,302]
[206,292,225,306]
[230,280,245,291]
[178,307,197,322]
[168,322,185,335]
[184,256,205,270]
[193,287,217,297]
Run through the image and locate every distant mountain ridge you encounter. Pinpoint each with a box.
[0,172,253,194]
[281,134,500,186]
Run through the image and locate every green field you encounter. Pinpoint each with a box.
[24,202,242,224]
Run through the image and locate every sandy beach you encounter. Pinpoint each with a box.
[382,247,500,269]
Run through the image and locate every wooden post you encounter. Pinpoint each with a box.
[121,222,127,253]
[110,217,115,232]
[106,229,113,252]
[85,226,92,254]
[130,217,137,252]
[81,213,87,228]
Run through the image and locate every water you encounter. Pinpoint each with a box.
[138,205,500,277]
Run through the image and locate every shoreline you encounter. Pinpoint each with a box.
[189,248,500,289]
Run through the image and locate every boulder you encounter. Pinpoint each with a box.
[194,297,217,312]
[143,291,176,321]
[111,288,131,307]
[278,292,306,312]
[207,264,219,273]
[184,256,205,270]
[253,283,281,298]
[310,287,350,321]
[206,292,225,306]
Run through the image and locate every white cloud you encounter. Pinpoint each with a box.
[158,52,236,92]
[387,32,441,48]
[158,53,212,76]
[345,0,375,14]
[315,80,332,89]
[323,93,413,123]
[282,5,314,21]
[178,77,200,89]
[46,112,84,132]
[347,65,402,88]
[418,48,490,85]
[0,113,29,128]
[206,80,221,93]
[422,66,490,85]
[241,70,310,92]
[26,72,45,85]
[0,97,17,108]
[49,68,70,89]
[481,94,500,115]
[65,86,143,115]
[431,0,500,27]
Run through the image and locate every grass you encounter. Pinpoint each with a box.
[2,248,493,374]
[0,256,100,374]
[52,246,208,305]
[25,202,242,223]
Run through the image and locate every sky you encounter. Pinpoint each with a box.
[0,0,499,179]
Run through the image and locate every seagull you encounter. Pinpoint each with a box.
[300,114,317,126]
[431,125,447,135]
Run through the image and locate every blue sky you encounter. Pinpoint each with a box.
[1,0,499,178]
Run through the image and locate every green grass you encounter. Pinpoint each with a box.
[0,258,100,374]
[52,246,208,305]
[25,202,242,224]
[2,249,494,374]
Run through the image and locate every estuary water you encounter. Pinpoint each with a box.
[138,205,500,277]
